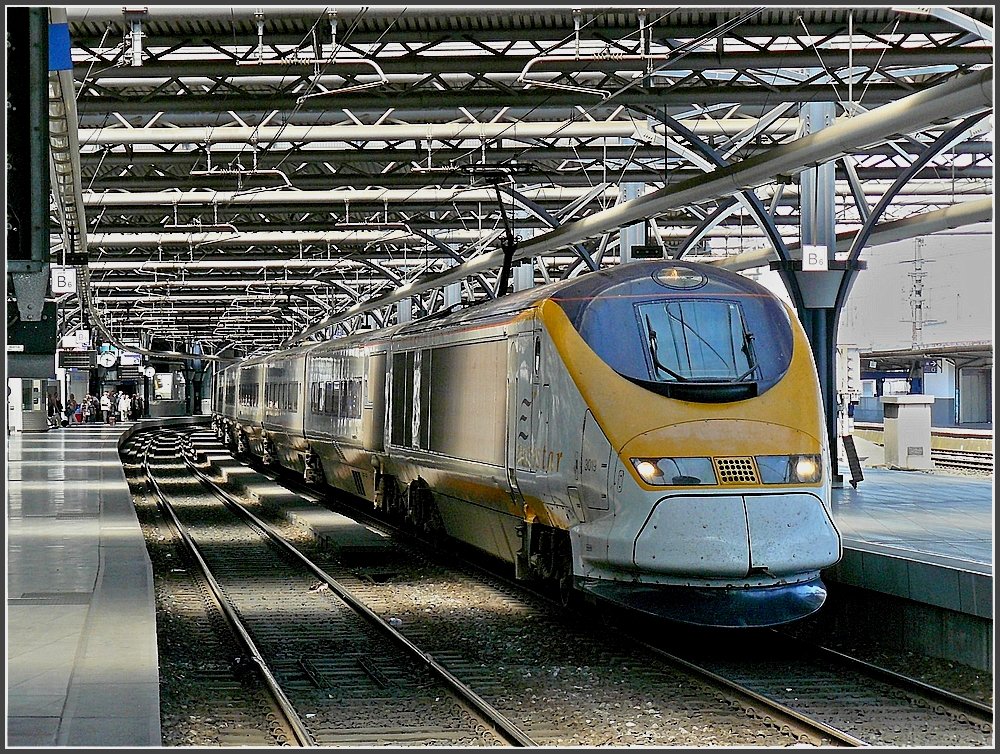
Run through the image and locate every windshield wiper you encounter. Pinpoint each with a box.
[645,314,687,381]
[730,330,759,383]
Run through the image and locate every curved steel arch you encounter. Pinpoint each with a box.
[675,196,741,257]
[407,226,497,300]
[834,111,992,314]
[655,111,801,309]
[496,184,599,272]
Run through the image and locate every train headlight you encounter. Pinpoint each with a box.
[634,460,661,482]
[630,457,717,486]
[755,454,822,484]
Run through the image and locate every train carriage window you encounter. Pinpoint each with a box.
[325,381,335,414]
[533,336,541,383]
[390,351,415,446]
[336,380,347,418]
[332,381,341,416]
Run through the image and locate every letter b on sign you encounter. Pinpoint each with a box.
[50,266,77,294]
[802,245,828,271]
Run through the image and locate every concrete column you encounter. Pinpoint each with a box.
[396,299,412,324]
[513,262,534,292]
[443,283,461,308]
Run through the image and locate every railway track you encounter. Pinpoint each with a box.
[622,623,993,748]
[234,434,993,748]
[931,448,994,473]
[170,427,839,746]
[134,429,532,747]
[129,426,994,747]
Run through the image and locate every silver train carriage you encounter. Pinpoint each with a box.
[212,260,842,627]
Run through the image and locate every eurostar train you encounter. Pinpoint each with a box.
[212,260,842,627]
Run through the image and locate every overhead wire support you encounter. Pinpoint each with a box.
[491,176,519,297]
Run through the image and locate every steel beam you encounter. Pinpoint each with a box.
[712,198,994,272]
[284,66,993,344]
[78,118,802,146]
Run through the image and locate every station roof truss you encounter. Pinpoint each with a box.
[47,5,994,359]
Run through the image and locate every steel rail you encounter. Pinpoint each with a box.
[239,448,863,747]
[772,630,994,725]
[621,633,868,746]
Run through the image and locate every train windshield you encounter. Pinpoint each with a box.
[638,300,757,383]
[551,261,794,401]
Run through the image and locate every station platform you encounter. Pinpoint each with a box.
[5,424,993,746]
[832,435,992,567]
[6,422,160,747]
[825,436,993,671]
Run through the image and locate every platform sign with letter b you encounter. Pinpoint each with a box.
[50,266,77,294]
[801,245,829,271]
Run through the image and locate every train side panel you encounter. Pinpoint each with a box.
[301,345,371,496]
[380,320,520,562]
[262,352,309,468]
[233,361,265,452]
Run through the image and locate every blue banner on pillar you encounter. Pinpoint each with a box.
[48,23,72,71]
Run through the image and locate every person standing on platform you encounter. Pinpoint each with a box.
[118,392,131,423]
[65,394,78,425]
[48,394,63,428]
[100,391,112,424]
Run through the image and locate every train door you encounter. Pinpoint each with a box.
[362,351,387,452]
[507,331,538,506]
[580,410,611,512]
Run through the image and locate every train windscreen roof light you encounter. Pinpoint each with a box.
[653,266,707,290]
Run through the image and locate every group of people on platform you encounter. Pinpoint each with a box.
[48,390,145,427]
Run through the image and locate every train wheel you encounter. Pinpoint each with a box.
[261,435,276,466]
[303,449,325,486]
[553,537,577,609]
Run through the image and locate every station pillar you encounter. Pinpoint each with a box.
[772,102,865,487]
